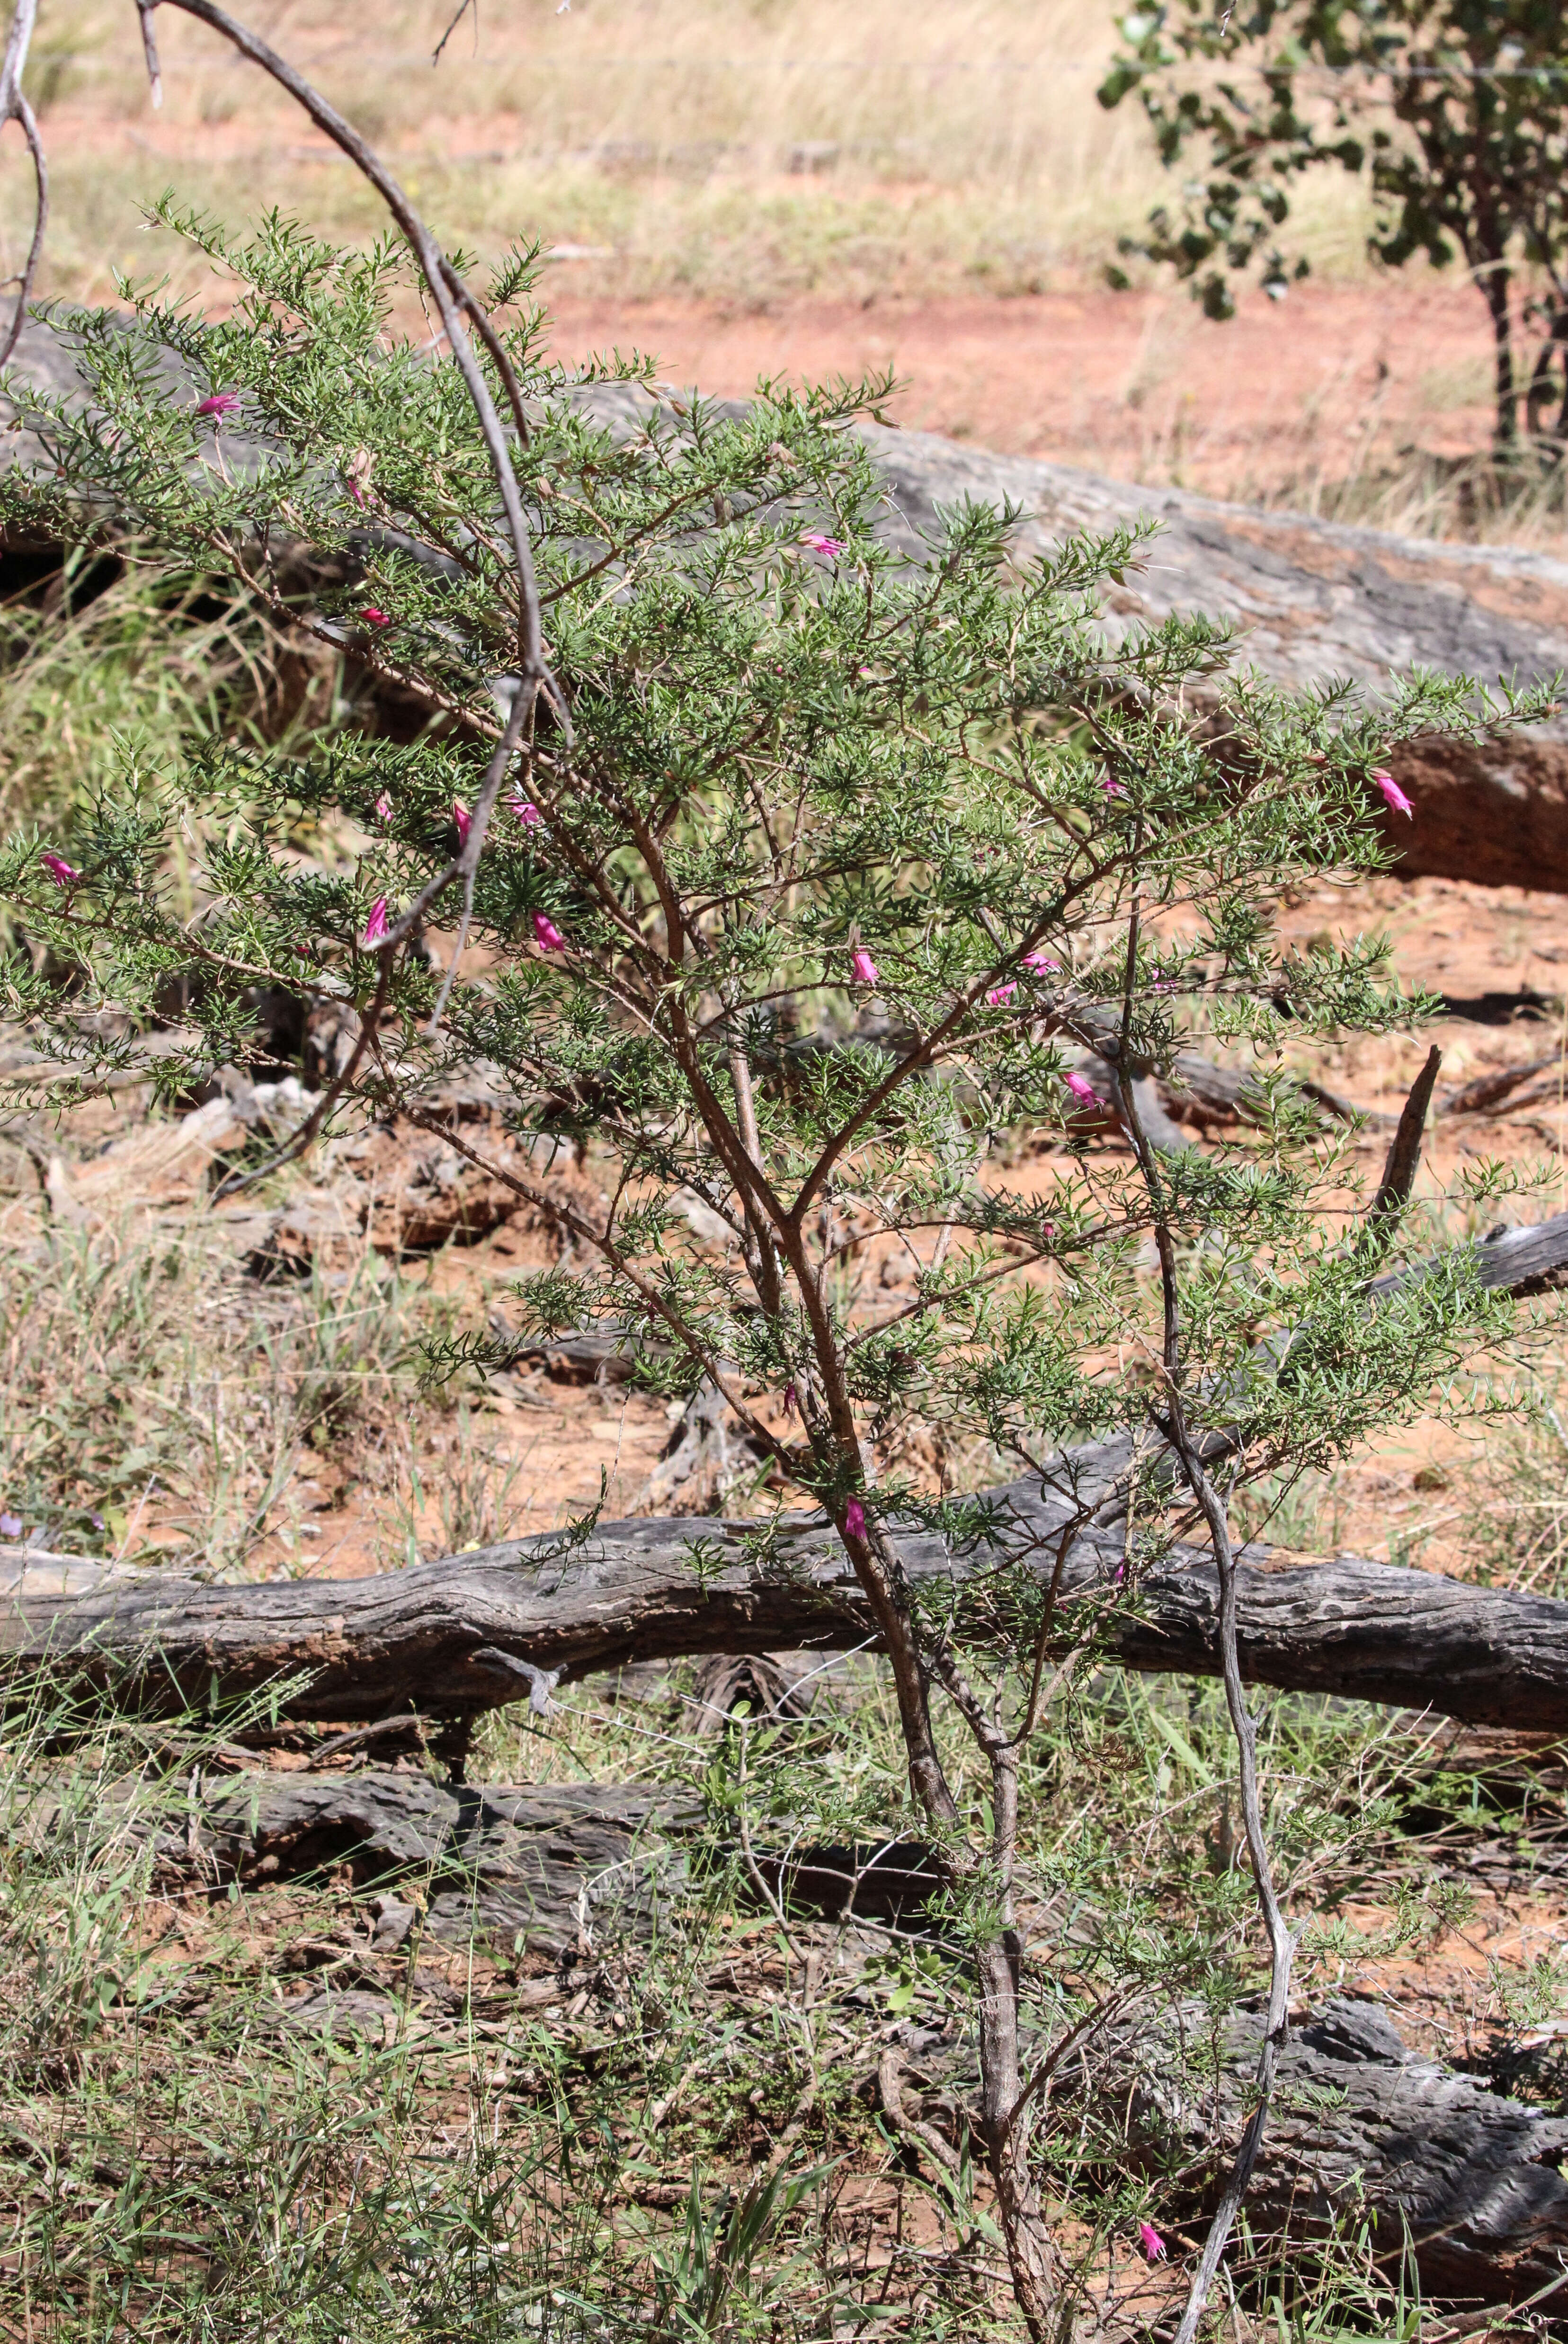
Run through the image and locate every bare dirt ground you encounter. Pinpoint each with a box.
[14,69,1544,531]
[543,276,1506,510]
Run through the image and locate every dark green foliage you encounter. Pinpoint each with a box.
[1100,2,1568,450]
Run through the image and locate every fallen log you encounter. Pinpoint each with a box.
[869,424,1568,897]
[6,1212,1568,1734]
[8,1503,1568,1736]
[121,1744,1568,2310]
[118,1748,1568,2309]
[1096,1997,1568,2314]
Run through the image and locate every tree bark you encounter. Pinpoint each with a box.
[8,1209,1568,1731]
[9,1502,1568,1734]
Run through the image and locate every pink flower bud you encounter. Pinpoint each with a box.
[194,391,241,419]
[373,793,392,822]
[803,532,847,556]
[1373,768,1414,819]
[986,981,1018,1007]
[39,850,79,887]
[1102,775,1127,799]
[1064,1070,1102,1108]
[511,796,542,828]
[783,1382,798,1417]
[1138,2222,1166,2263]
[1023,950,1062,975]
[849,949,879,986]
[533,911,566,952]
[361,606,392,629]
[362,896,390,946]
[452,800,472,847]
[844,1497,867,1540]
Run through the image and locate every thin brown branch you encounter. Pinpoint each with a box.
[1115,1046,1294,2344]
[1165,1426,1295,2344]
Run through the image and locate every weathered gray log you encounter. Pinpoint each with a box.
[6,309,1568,893]
[149,1765,939,1951]
[1118,1997,1568,2313]
[139,1752,1568,2308]
[189,1773,702,1959]
[9,1494,1568,1734]
[5,1199,1565,1730]
[869,425,1568,897]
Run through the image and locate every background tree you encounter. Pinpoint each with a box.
[1099,1,1568,455]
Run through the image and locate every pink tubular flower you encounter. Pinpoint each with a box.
[1023,949,1062,975]
[987,981,1018,1007]
[40,850,79,887]
[1138,2221,1166,2263]
[844,1497,867,1541]
[362,896,390,947]
[783,1382,798,1417]
[802,531,847,556]
[374,793,392,822]
[345,447,375,507]
[1102,774,1127,800]
[849,949,879,986]
[1373,768,1414,820]
[452,800,472,847]
[361,606,392,630]
[511,795,543,828]
[533,910,566,952]
[1064,1070,1102,1109]
[194,391,241,419]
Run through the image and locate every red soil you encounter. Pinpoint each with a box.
[543,276,1505,507]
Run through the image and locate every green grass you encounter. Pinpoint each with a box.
[0,561,309,842]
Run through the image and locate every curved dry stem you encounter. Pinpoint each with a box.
[1114,1044,1295,2344]
[0,0,46,370]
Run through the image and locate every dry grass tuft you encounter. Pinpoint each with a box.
[3,0,1374,315]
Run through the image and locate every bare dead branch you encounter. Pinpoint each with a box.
[1363,1043,1443,1266]
[0,0,47,371]
[135,0,162,103]
[431,0,477,66]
